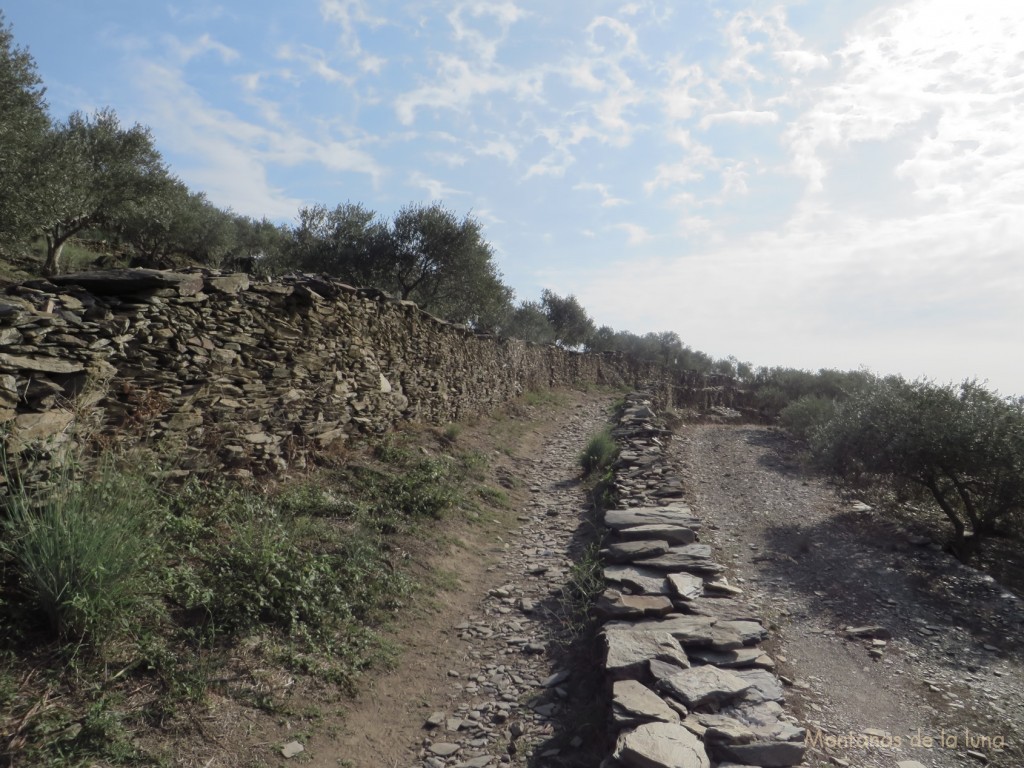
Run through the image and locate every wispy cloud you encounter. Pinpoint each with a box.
[574,182,627,207]
[409,171,464,200]
[614,222,653,245]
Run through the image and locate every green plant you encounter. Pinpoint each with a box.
[579,429,618,476]
[779,393,836,442]
[0,455,165,645]
[812,377,1024,554]
[440,423,461,444]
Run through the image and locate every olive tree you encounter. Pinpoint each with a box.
[812,376,1024,555]
[39,108,169,274]
[0,14,50,247]
[539,289,594,349]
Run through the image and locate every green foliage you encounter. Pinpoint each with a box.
[0,456,165,645]
[503,300,556,344]
[779,394,837,442]
[40,108,170,275]
[579,429,618,476]
[0,13,50,249]
[810,376,1024,551]
[284,201,514,327]
[751,366,874,419]
[0,13,50,247]
[540,289,595,349]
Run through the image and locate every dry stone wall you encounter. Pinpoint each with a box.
[0,268,671,479]
[595,393,807,768]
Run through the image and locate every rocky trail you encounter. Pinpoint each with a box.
[318,396,1023,768]
[675,424,1024,768]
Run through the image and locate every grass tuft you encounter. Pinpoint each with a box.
[579,429,618,476]
[1,455,165,645]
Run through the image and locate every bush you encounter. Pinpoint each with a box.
[579,430,618,476]
[811,377,1024,553]
[0,456,165,644]
[779,394,836,442]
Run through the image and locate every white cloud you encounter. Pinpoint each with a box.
[614,222,652,245]
[475,138,518,164]
[408,171,463,200]
[447,1,526,63]
[277,44,353,85]
[574,182,627,207]
[394,54,543,125]
[586,16,639,59]
[166,33,239,65]
[698,109,779,130]
[785,0,1024,200]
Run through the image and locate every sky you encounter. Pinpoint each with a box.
[4,1,1024,394]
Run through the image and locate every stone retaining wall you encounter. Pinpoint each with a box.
[1,268,679,480]
[595,393,807,768]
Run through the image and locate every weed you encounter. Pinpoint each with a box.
[440,423,461,445]
[579,429,618,476]
[0,455,166,646]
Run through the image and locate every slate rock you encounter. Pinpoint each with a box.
[732,669,786,704]
[613,722,711,768]
[604,630,690,680]
[715,620,768,645]
[596,590,675,619]
[667,573,703,601]
[612,680,681,726]
[688,648,775,669]
[605,565,671,596]
[608,614,716,646]
[602,540,671,564]
[605,507,701,532]
[617,524,697,546]
[658,666,752,709]
[635,545,725,574]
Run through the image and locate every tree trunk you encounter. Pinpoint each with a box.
[44,233,66,276]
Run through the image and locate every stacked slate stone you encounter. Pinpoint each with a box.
[597,393,806,768]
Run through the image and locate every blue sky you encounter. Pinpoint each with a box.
[5,1,1024,393]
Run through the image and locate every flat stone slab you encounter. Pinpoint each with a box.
[608,614,717,646]
[667,573,704,601]
[602,539,671,564]
[716,620,768,645]
[605,630,691,680]
[605,565,671,596]
[681,599,763,622]
[658,666,752,709]
[617,524,697,545]
[612,679,680,726]
[688,648,775,669]
[49,268,205,296]
[635,545,725,575]
[428,743,461,757]
[596,590,675,619]
[605,506,701,531]
[733,669,786,704]
[614,722,711,768]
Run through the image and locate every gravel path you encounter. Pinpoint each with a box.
[674,424,1024,768]
[320,394,615,768]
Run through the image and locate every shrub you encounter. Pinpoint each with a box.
[0,456,165,644]
[579,430,618,476]
[779,394,836,442]
[811,377,1024,554]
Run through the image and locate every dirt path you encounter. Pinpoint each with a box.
[674,424,1024,768]
[306,392,615,768]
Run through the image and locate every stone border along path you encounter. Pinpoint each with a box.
[410,395,616,768]
[596,393,807,768]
